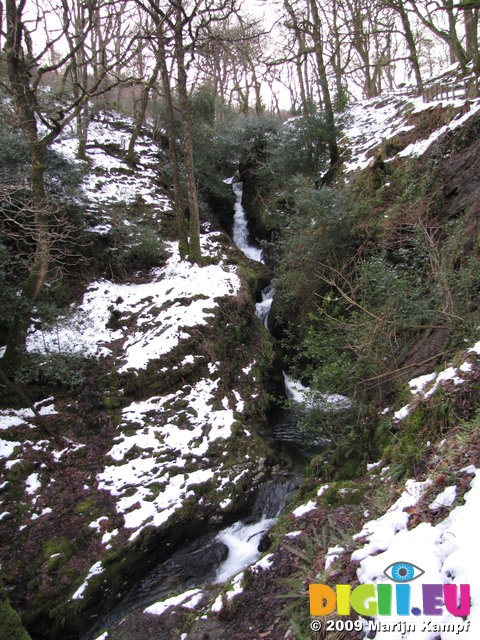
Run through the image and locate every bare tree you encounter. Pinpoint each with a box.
[405,0,469,72]
[193,16,271,116]
[381,0,424,92]
[132,0,190,258]
[0,0,136,372]
[283,0,312,113]
[306,0,339,166]
[125,57,161,166]
[134,0,238,263]
[156,22,190,259]
[172,0,203,263]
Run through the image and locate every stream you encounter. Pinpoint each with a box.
[82,181,308,640]
[230,181,343,460]
[83,474,299,639]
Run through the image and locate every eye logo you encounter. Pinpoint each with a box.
[384,561,425,582]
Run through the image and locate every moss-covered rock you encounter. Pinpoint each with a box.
[0,579,32,640]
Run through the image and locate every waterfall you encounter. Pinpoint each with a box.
[283,372,351,410]
[213,475,298,583]
[231,182,263,263]
[213,517,277,583]
[230,179,273,330]
[283,372,311,405]
[255,285,274,329]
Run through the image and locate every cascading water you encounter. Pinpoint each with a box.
[203,181,300,586]
[229,179,313,455]
[230,180,273,328]
[83,183,299,640]
[283,372,351,410]
[83,475,299,640]
[255,285,274,329]
[216,177,354,579]
[231,182,263,262]
[274,374,351,454]
[213,474,298,583]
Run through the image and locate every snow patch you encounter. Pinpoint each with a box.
[292,499,317,518]
[26,238,241,374]
[356,470,480,638]
[429,485,457,511]
[71,561,104,600]
[352,478,432,561]
[144,588,203,616]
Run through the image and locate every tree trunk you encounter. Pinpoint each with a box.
[2,142,50,373]
[175,6,201,263]
[307,0,339,168]
[157,23,189,259]
[406,0,468,73]
[446,4,468,71]
[3,0,51,372]
[397,1,423,93]
[464,8,478,61]
[28,145,50,299]
[331,0,347,110]
[296,53,308,113]
[126,60,161,166]
[76,103,89,160]
[75,0,90,159]
[252,65,263,115]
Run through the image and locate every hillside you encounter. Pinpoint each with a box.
[1,66,480,640]
[0,111,278,639]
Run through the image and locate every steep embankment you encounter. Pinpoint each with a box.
[3,68,480,640]
[91,75,480,640]
[192,78,480,639]
[0,113,277,639]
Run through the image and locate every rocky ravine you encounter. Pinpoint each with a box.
[0,113,277,639]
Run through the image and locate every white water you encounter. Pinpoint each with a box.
[255,285,274,329]
[283,372,351,410]
[232,182,263,263]
[210,183,297,586]
[214,516,277,583]
[283,372,311,404]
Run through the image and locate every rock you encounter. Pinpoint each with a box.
[187,618,226,640]
[257,532,271,552]
[183,542,229,579]
[442,138,480,219]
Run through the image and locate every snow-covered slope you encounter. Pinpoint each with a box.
[53,111,172,228]
[0,111,272,634]
[341,82,480,173]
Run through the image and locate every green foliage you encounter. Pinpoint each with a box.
[274,165,480,411]
[0,115,87,354]
[334,85,349,112]
[0,242,34,347]
[44,147,85,195]
[0,109,84,193]
[189,82,216,127]
[269,111,331,177]
[318,482,367,507]
[0,243,23,320]
[0,129,29,171]
[14,353,86,390]
[193,108,281,204]
[385,389,456,479]
[272,179,358,348]
[107,217,165,278]
[0,598,32,640]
